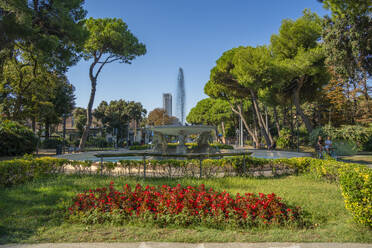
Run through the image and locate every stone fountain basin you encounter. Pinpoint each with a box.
[150,125,215,136]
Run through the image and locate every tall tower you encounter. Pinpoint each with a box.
[176,67,185,125]
[162,93,172,117]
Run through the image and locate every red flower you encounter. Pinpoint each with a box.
[69,183,302,227]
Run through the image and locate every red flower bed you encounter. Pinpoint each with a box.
[69,182,303,227]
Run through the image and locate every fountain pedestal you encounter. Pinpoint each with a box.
[150,125,216,154]
[176,132,187,154]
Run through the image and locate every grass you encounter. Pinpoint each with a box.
[339,155,372,167]
[0,174,371,244]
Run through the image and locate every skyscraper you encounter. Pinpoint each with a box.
[163,93,172,116]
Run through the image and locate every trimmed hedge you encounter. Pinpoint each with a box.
[339,166,371,227]
[0,120,38,156]
[0,155,370,227]
[129,144,151,150]
[0,156,67,187]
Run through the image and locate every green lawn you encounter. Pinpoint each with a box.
[339,155,372,167]
[0,175,371,244]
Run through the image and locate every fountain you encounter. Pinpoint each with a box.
[150,68,216,155]
[151,125,216,154]
[176,68,186,125]
[89,68,252,178]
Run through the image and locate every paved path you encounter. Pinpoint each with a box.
[1,243,371,248]
[56,149,312,161]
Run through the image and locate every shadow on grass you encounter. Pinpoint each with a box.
[339,158,372,166]
[0,176,91,244]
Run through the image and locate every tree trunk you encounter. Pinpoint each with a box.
[253,106,259,148]
[79,60,99,150]
[361,71,371,112]
[237,104,259,147]
[250,90,273,147]
[273,106,280,135]
[264,106,268,133]
[282,106,288,127]
[221,121,226,144]
[293,77,313,134]
[226,100,259,147]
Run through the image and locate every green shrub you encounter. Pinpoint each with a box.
[363,135,372,152]
[310,124,372,151]
[339,165,372,227]
[86,137,111,148]
[129,145,151,150]
[279,157,371,227]
[0,120,38,156]
[0,156,68,187]
[333,140,358,156]
[277,128,295,149]
[41,138,64,149]
[210,143,234,149]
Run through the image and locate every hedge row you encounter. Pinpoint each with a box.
[129,145,151,150]
[0,157,67,187]
[0,156,370,227]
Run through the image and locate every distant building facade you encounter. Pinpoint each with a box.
[162,93,172,116]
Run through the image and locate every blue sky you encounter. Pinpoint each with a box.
[67,0,329,117]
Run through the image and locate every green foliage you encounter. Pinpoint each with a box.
[0,120,37,156]
[276,128,295,149]
[339,165,372,227]
[320,0,371,18]
[284,157,371,227]
[186,98,236,140]
[321,0,371,124]
[271,10,322,59]
[83,18,146,62]
[332,141,358,156]
[363,135,372,152]
[210,143,234,150]
[73,107,87,136]
[129,145,151,150]
[94,99,146,143]
[310,124,372,151]
[79,17,146,149]
[2,175,371,243]
[187,98,232,125]
[1,154,370,227]
[41,138,64,149]
[86,137,112,148]
[0,156,67,187]
[1,56,76,124]
[271,10,328,133]
[0,0,88,71]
